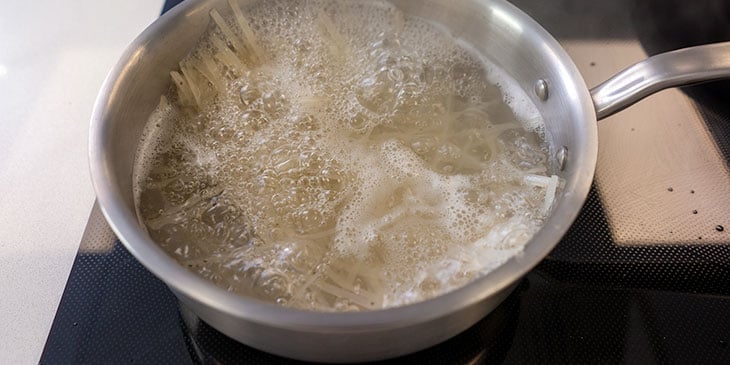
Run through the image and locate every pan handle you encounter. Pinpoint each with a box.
[590,42,730,120]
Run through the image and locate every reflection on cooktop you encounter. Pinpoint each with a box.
[518,0,730,247]
[633,0,730,164]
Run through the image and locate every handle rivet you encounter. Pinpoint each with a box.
[557,146,568,171]
[535,79,549,101]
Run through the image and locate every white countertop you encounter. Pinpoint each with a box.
[0,1,163,363]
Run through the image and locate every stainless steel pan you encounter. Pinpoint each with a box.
[89,0,730,362]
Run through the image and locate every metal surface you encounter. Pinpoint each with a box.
[591,42,730,119]
[556,146,568,171]
[534,79,549,101]
[87,0,730,362]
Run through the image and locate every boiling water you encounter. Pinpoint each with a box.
[134,0,555,311]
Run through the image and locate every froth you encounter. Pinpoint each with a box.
[133,0,554,311]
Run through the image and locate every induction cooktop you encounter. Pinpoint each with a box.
[41,1,730,363]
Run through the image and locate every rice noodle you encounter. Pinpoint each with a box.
[227,0,265,64]
[524,174,559,213]
[195,56,226,94]
[170,71,195,107]
[211,35,246,74]
[315,281,378,309]
[179,60,202,107]
[210,9,246,58]
[544,174,559,214]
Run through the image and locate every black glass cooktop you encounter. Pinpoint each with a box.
[41,1,730,363]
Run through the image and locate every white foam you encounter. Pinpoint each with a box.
[133,0,553,311]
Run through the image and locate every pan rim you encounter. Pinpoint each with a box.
[89,0,598,333]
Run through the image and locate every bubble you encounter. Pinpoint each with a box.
[409,138,432,155]
[241,109,269,131]
[294,114,320,131]
[293,38,312,52]
[355,72,397,114]
[347,113,368,132]
[255,270,291,300]
[263,90,290,118]
[240,84,261,106]
[201,201,230,228]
